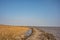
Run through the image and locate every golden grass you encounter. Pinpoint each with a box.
[0,25,31,40]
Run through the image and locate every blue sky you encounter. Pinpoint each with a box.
[0,0,60,26]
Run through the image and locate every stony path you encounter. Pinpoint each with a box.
[26,28,56,40]
[26,28,43,40]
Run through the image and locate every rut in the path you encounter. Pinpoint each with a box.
[26,28,56,40]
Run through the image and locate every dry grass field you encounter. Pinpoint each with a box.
[0,25,32,40]
[0,25,56,40]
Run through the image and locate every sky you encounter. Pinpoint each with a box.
[0,0,60,26]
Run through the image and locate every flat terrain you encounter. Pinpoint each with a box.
[0,25,59,40]
[37,27,60,40]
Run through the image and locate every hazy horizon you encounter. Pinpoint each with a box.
[0,0,60,26]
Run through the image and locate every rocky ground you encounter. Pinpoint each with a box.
[37,27,60,40]
[26,28,56,40]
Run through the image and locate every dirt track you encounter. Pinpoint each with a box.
[26,28,56,40]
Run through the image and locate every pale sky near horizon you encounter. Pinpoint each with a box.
[0,0,60,26]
